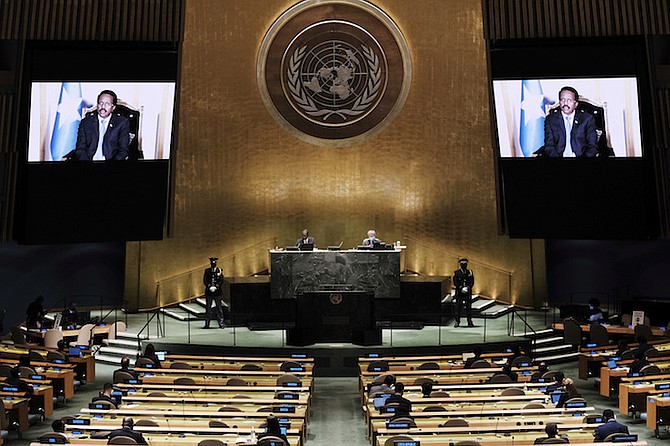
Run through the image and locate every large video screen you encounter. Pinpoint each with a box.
[28,82,176,162]
[493,77,642,158]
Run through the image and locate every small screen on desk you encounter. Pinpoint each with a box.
[608,360,618,369]
[155,351,166,361]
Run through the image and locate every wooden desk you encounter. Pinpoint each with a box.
[376,434,643,446]
[600,364,670,398]
[552,322,667,337]
[138,374,313,388]
[366,406,595,424]
[33,432,301,446]
[618,380,670,416]
[123,394,310,406]
[3,397,30,432]
[115,383,311,393]
[646,394,670,430]
[0,383,54,417]
[136,367,312,377]
[82,404,308,419]
[71,355,96,382]
[166,354,313,364]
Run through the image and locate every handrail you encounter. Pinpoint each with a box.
[508,307,537,357]
[135,309,164,350]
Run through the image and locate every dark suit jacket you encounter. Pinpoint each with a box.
[544,110,598,157]
[107,427,147,444]
[74,112,130,160]
[453,268,474,297]
[296,236,315,247]
[593,419,629,441]
[203,266,224,296]
[385,393,412,416]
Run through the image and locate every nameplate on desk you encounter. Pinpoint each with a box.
[52,368,61,371]
[612,435,638,442]
[394,441,420,446]
[380,406,396,413]
[2,387,18,392]
[282,381,299,387]
[367,353,380,358]
[31,374,45,380]
[277,393,299,400]
[273,405,296,413]
[565,401,587,408]
[387,422,411,429]
[656,383,670,390]
[88,403,111,410]
[53,359,65,364]
[290,353,307,359]
[586,416,603,423]
[586,343,597,348]
[126,379,142,384]
[70,418,90,425]
[518,362,531,367]
[289,367,304,372]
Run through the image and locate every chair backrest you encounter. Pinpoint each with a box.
[541,438,569,444]
[113,371,136,384]
[18,365,36,378]
[603,433,631,442]
[510,356,532,367]
[169,362,192,369]
[488,373,512,383]
[388,417,416,427]
[621,314,632,326]
[470,359,491,368]
[523,403,546,409]
[418,362,440,370]
[134,420,158,427]
[276,374,301,386]
[217,406,242,412]
[46,350,67,362]
[429,391,450,398]
[455,442,481,446]
[443,418,469,427]
[28,350,44,361]
[279,361,302,372]
[146,392,167,397]
[134,357,156,368]
[372,373,394,384]
[589,322,609,346]
[106,321,127,342]
[257,436,288,446]
[644,347,660,358]
[422,405,447,412]
[640,364,661,376]
[10,327,26,344]
[620,349,636,360]
[108,436,139,444]
[541,371,558,380]
[240,364,263,371]
[173,377,196,385]
[413,377,436,386]
[208,420,228,428]
[91,399,116,409]
[501,388,525,396]
[634,324,654,340]
[75,323,96,347]
[367,360,389,372]
[226,378,249,386]
[38,433,69,444]
[44,329,64,349]
[256,406,274,412]
[198,440,227,446]
[383,435,414,446]
[562,317,582,346]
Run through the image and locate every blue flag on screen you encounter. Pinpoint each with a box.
[50,82,83,161]
[519,80,547,157]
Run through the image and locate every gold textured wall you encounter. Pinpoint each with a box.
[124,0,547,311]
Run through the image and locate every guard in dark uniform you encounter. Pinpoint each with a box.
[453,258,475,327]
[203,257,225,328]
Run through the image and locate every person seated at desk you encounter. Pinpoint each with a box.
[114,356,138,379]
[421,381,433,398]
[385,382,412,417]
[615,338,629,358]
[92,382,117,407]
[61,302,78,329]
[593,409,629,442]
[530,362,550,381]
[141,343,162,368]
[547,371,580,408]
[506,344,526,366]
[107,417,147,445]
[628,350,649,376]
[588,298,604,323]
[534,423,569,444]
[258,415,288,444]
[6,367,34,394]
[368,374,395,396]
[52,419,66,433]
[296,229,315,248]
[362,229,380,246]
[464,346,483,368]
[631,335,650,359]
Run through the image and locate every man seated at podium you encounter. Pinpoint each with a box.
[362,229,380,246]
[296,229,315,248]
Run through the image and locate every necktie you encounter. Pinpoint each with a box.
[565,116,573,157]
[94,119,108,160]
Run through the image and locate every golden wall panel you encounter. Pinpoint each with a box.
[126,0,547,310]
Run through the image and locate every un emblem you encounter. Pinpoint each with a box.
[258,0,412,146]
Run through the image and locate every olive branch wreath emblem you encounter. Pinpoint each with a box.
[287,44,382,121]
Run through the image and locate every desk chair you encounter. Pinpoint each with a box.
[226,378,249,386]
[46,350,67,362]
[589,323,609,347]
[501,388,525,396]
[44,329,64,349]
[69,324,95,348]
[18,365,37,378]
[108,436,139,445]
[0,365,12,378]
[367,361,390,372]
[29,350,44,361]
[383,435,414,446]
[173,377,196,385]
[488,373,512,383]
[510,356,532,367]
[198,440,227,446]
[134,357,156,368]
[429,391,450,398]
[422,405,447,412]
[276,374,301,386]
[241,364,263,371]
[279,362,301,373]
[169,362,192,370]
[634,324,654,340]
[113,371,136,384]
[418,362,440,370]
[640,364,661,376]
[603,433,632,442]
[388,417,416,427]
[539,438,569,444]
[442,418,469,427]
[257,436,288,446]
[38,432,69,444]
[413,377,436,386]
[470,359,491,368]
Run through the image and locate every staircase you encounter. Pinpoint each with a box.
[519,328,579,364]
[161,297,229,323]
[94,330,159,366]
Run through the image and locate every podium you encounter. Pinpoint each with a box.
[287,291,381,346]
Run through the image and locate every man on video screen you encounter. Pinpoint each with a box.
[543,86,597,158]
[70,89,129,161]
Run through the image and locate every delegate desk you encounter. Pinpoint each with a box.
[552,323,667,338]
[646,394,670,431]
[115,383,311,394]
[33,434,300,446]
[0,343,96,382]
[578,341,670,380]
[619,380,670,416]
[600,362,670,398]
[375,434,643,446]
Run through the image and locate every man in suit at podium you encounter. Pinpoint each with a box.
[362,229,380,246]
[203,257,225,329]
[453,258,475,327]
[543,86,598,158]
[296,229,315,248]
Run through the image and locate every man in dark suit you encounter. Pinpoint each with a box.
[453,258,474,327]
[362,229,380,246]
[71,90,129,161]
[543,86,598,158]
[296,229,315,248]
[203,257,225,329]
[107,417,147,444]
[384,382,412,417]
[593,409,629,441]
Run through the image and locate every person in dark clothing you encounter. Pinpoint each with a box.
[615,338,629,358]
[203,257,225,329]
[421,381,433,397]
[587,298,604,323]
[258,415,288,444]
[114,356,139,379]
[464,346,483,368]
[142,344,162,368]
[92,382,116,407]
[547,371,581,408]
[26,296,46,328]
[593,409,629,441]
[631,336,650,359]
[628,350,649,376]
[530,362,550,381]
[384,382,412,417]
[107,417,147,444]
[534,423,569,444]
[501,363,518,382]
[368,374,395,396]
[61,302,79,329]
[453,258,474,327]
[5,367,34,394]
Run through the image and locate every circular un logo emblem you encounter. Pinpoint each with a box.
[258,0,412,146]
